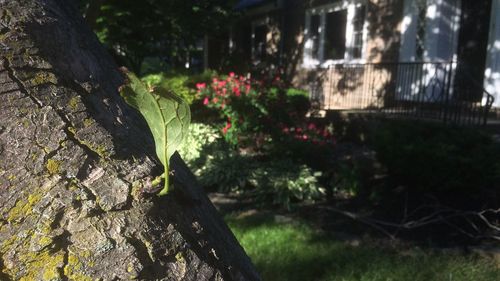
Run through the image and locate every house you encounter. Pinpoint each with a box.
[207,0,500,125]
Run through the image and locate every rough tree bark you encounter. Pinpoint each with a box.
[0,1,260,280]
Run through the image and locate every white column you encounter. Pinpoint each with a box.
[423,0,439,61]
[424,0,461,62]
[318,13,326,63]
[398,0,418,62]
[344,3,355,60]
[484,0,500,108]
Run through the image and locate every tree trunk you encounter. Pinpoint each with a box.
[83,0,103,30]
[0,1,260,280]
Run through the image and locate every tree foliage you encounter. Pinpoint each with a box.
[80,0,236,72]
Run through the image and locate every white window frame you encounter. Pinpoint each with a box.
[303,0,368,68]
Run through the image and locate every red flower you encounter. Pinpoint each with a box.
[222,121,232,134]
[203,97,209,105]
[233,86,241,96]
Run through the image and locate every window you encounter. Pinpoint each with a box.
[399,0,461,62]
[351,6,366,59]
[324,10,347,60]
[304,1,367,67]
[309,14,321,60]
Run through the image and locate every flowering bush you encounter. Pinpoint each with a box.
[195,71,336,152]
[196,72,268,145]
[279,122,336,146]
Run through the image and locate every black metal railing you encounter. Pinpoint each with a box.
[311,62,495,125]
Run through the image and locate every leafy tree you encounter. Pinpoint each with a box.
[80,0,236,73]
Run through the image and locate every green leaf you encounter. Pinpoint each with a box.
[119,68,191,195]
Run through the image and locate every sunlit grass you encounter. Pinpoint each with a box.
[226,213,499,281]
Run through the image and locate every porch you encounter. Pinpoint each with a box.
[309,62,496,126]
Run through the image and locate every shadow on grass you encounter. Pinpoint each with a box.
[226,213,499,281]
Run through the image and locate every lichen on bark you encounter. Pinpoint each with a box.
[0,1,260,280]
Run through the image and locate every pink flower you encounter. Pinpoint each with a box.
[196,82,206,90]
[302,134,308,140]
[307,123,316,130]
[245,84,251,94]
[212,97,219,104]
[229,72,235,78]
[203,97,209,105]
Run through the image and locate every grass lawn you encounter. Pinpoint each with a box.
[226,213,500,281]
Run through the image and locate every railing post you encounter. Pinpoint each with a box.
[442,62,454,124]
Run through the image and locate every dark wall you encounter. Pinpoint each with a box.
[456,0,492,87]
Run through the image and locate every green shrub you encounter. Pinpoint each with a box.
[178,123,223,163]
[141,73,164,86]
[193,151,253,193]
[141,73,197,104]
[185,69,218,88]
[250,160,325,209]
[194,153,325,209]
[178,122,252,191]
[370,120,500,205]
[286,88,309,97]
[179,123,325,208]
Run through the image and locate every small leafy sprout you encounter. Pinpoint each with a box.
[119,68,191,195]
